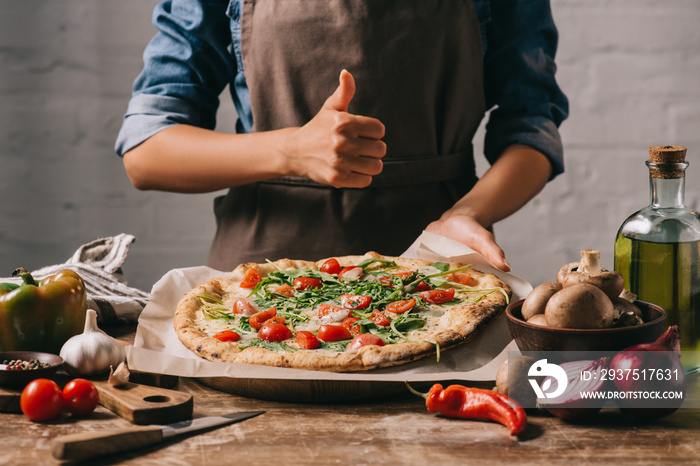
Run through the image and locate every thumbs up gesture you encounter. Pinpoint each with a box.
[285,70,386,188]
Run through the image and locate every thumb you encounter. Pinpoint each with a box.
[323,69,355,112]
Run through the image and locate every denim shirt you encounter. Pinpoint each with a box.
[115,0,569,178]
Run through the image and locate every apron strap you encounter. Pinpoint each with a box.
[263,146,475,188]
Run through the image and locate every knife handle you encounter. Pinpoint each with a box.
[51,425,164,461]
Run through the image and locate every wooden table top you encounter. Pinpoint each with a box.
[1,325,698,465]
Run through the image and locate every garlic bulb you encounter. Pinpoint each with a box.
[60,309,126,376]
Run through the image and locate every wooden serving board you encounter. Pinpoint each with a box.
[0,379,193,425]
[196,377,405,404]
[196,376,495,404]
[94,380,193,425]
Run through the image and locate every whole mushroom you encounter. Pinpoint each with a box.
[544,283,614,329]
[522,282,562,321]
[557,249,625,300]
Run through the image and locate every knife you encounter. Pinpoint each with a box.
[50,411,265,461]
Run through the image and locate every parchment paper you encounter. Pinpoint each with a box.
[127,231,531,382]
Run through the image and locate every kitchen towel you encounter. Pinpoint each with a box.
[1,233,149,324]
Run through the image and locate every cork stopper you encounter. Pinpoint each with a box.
[648,145,687,179]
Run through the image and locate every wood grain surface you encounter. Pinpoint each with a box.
[0,325,697,465]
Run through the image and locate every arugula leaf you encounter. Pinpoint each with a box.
[238,339,297,352]
[403,264,473,293]
[419,338,441,362]
[319,340,351,352]
[432,262,450,272]
[197,294,224,305]
[357,258,397,270]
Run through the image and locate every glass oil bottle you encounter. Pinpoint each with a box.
[614,145,700,359]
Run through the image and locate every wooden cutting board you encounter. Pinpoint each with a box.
[0,377,192,425]
[93,380,193,425]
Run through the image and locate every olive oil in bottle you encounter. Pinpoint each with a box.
[614,145,700,356]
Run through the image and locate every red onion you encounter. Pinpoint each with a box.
[537,358,608,421]
[609,325,686,419]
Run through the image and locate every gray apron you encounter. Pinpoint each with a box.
[208,0,485,270]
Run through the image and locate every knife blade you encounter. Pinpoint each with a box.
[50,411,264,461]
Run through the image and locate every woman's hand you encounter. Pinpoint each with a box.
[284,70,387,188]
[426,215,511,272]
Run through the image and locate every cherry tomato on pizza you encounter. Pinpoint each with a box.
[249,307,277,329]
[413,280,432,291]
[420,288,456,304]
[370,309,391,327]
[348,334,386,350]
[340,294,372,310]
[449,272,473,286]
[233,298,256,315]
[258,322,293,342]
[274,283,294,297]
[342,317,362,336]
[213,330,241,342]
[240,268,262,288]
[265,316,286,325]
[320,258,342,275]
[296,330,320,349]
[385,299,416,314]
[62,378,99,417]
[293,277,323,291]
[317,324,352,342]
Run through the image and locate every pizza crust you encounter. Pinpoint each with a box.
[174,252,511,372]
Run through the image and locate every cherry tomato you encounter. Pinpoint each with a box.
[317,303,346,320]
[338,266,363,280]
[296,330,320,349]
[341,294,372,310]
[274,283,294,297]
[378,275,393,286]
[385,299,416,314]
[413,281,432,291]
[213,330,241,342]
[342,317,362,336]
[317,324,352,342]
[420,288,456,304]
[62,378,99,417]
[392,271,413,280]
[293,277,323,290]
[20,378,64,422]
[240,268,262,288]
[249,307,277,329]
[320,258,342,275]
[233,298,256,315]
[449,272,473,286]
[369,309,391,327]
[258,322,293,342]
[348,334,386,350]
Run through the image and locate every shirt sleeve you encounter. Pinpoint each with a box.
[481,0,569,178]
[115,0,235,157]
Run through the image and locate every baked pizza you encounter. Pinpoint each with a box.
[174,252,511,372]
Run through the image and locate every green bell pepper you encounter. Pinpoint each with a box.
[0,268,87,354]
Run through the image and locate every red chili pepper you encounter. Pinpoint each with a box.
[407,383,527,436]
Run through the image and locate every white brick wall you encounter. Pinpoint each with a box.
[1,0,698,292]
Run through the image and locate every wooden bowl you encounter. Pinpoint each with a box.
[0,351,63,388]
[506,299,666,353]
